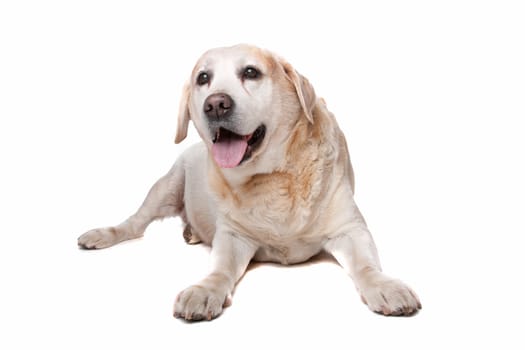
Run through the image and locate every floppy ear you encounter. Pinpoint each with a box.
[174,82,191,144]
[280,61,316,123]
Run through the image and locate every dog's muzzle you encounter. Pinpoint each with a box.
[202,93,266,168]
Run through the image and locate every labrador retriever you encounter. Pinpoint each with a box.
[78,44,421,321]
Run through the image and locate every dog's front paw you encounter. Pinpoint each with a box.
[174,285,230,321]
[360,276,421,316]
[78,227,120,249]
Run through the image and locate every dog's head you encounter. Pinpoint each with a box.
[175,44,316,169]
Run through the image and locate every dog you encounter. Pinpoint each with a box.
[78,44,421,321]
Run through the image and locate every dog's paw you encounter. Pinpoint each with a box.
[360,277,421,316]
[183,225,202,245]
[173,285,230,321]
[78,227,120,249]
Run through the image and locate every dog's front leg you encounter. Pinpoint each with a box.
[174,230,257,321]
[324,225,421,316]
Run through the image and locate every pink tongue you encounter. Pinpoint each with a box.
[211,137,248,168]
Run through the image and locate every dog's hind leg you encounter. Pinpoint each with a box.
[78,160,186,249]
[183,224,202,244]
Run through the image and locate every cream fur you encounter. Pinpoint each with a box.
[78,44,421,321]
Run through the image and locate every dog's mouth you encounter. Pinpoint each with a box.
[211,125,266,168]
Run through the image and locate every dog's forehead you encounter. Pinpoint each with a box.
[194,45,274,73]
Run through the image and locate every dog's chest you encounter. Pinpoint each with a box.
[227,171,325,242]
[231,180,324,264]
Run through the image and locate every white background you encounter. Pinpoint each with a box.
[1,0,524,349]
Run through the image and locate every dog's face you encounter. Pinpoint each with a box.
[175,44,316,169]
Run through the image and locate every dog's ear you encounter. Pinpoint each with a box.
[280,60,316,123]
[174,82,191,144]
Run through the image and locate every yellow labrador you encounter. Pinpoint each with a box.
[78,44,421,320]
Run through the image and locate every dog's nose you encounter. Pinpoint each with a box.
[204,93,234,119]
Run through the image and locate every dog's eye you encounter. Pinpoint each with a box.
[196,72,210,86]
[242,66,260,80]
